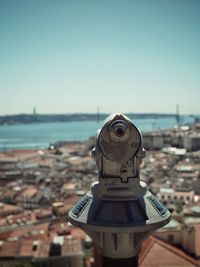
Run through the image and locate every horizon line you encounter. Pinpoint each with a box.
[0,112,199,117]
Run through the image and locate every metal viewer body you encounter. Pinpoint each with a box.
[68,113,170,263]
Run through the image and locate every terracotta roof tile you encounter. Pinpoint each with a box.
[70,227,87,240]
[193,224,200,256]
[8,222,49,239]
[18,186,38,198]
[37,239,50,258]
[63,183,76,191]
[139,237,199,267]
[0,241,18,257]
[62,237,83,255]
[18,239,36,257]
[0,203,22,216]
[18,238,50,258]
[0,231,12,240]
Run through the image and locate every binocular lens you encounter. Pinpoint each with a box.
[109,120,130,140]
[115,126,126,137]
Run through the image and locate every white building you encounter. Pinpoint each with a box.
[143,133,164,150]
[183,134,200,151]
[158,187,194,204]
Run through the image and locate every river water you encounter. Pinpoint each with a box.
[0,115,195,151]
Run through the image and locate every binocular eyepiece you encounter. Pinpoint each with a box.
[96,113,142,163]
[109,119,130,140]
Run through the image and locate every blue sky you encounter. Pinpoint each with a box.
[0,0,200,115]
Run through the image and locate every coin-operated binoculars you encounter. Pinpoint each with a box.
[68,113,170,267]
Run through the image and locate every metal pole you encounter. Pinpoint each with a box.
[101,255,138,267]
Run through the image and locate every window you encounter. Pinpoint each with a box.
[168,234,174,243]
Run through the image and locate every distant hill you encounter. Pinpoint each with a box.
[0,113,177,125]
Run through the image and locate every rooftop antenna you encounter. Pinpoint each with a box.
[33,107,37,116]
[176,104,180,127]
[68,113,170,267]
[97,107,100,123]
[3,143,6,154]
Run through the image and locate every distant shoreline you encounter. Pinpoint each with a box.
[0,115,197,152]
[0,113,193,125]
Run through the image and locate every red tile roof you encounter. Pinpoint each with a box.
[62,236,83,256]
[193,224,200,257]
[63,183,76,191]
[18,239,37,257]
[37,239,50,258]
[18,238,50,258]
[0,203,22,216]
[139,237,199,267]
[0,231,12,240]
[18,186,38,198]
[8,222,49,239]
[70,227,87,240]
[0,241,18,257]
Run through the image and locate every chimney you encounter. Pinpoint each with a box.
[32,240,39,251]
[49,236,64,257]
[0,241,4,251]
